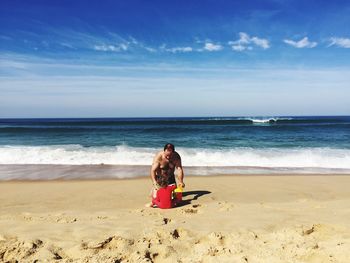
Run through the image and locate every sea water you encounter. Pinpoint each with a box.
[0,116,349,179]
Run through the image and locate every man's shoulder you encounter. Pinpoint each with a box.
[153,151,163,163]
[172,151,181,160]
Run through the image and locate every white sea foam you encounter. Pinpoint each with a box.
[249,118,277,123]
[1,145,350,169]
[0,145,154,165]
[242,117,292,123]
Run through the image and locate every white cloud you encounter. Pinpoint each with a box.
[251,37,270,49]
[228,32,270,51]
[240,32,251,44]
[203,42,223,51]
[231,45,253,51]
[231,45,246,51]
[126,37,159,53]
[160,45,193,53]
[283,37,317,48]
[171,47,193,53]
[144,47,157,53]
[94,43,128,52]
[328,37,350,48]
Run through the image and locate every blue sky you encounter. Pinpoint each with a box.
[1,0,350,117]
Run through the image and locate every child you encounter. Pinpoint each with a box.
[150,161,171,199]
[150,175,176,209]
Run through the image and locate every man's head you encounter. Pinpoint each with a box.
[157,175,169,188]
[163,143,175,159]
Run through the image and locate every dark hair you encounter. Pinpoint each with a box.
[157,175,169,188]
[163,143,175,151]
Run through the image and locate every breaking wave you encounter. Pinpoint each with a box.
[1,145,350,169]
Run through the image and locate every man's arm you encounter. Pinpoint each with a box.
[174,154,185,187]
[150,152,161,188]
[150,162,159,186]
[176,166,185,188]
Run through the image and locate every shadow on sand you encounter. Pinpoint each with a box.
[176,190,211,207]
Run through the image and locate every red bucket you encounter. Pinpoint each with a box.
[175,191,182,202]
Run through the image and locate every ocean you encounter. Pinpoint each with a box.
[0,116,349,180]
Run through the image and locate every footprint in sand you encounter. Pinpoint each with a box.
[96,215,108,220]
[31,239,44,249]
[301,223,334,236]
[48,245,66,260]
[169,228,190,240]
[208,232,226,245]
[182,208,197,214]
[134,208,162,217]
[21,212,33,221]
[218,201,235,211]
[153,217,173,226]
[161,217,172,225]
[55,216,77,223]
[180,204,202,215]
[84,235,134,250]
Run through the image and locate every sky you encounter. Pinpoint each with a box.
[1,0,350,117]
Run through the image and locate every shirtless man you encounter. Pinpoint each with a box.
[150,143,185,189]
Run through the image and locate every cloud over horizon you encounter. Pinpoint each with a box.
[160,45,193,53]
[283,37,317,48]
[328,37,350,48]
[228,32,270,51]
[94,43,128,52]
[203,42,223,51]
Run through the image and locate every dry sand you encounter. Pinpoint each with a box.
[1,175,350,262]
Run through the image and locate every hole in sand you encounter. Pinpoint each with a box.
[172,229,180,239]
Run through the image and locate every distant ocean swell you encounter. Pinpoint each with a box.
[1,116,349,179]
[0,116,349,128]
[1,145,350,170]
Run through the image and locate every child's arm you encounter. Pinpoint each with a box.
[152,189,162,207]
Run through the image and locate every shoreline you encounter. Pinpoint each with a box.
[1,164,350,181]
[1,173,350,183]
[1,175,350,262]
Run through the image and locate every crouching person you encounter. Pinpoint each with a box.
[151,176,176,209]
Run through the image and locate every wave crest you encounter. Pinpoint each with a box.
[0,145,350,169]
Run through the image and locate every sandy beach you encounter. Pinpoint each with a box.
[2,0,350,261]
[1,175,350,262]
